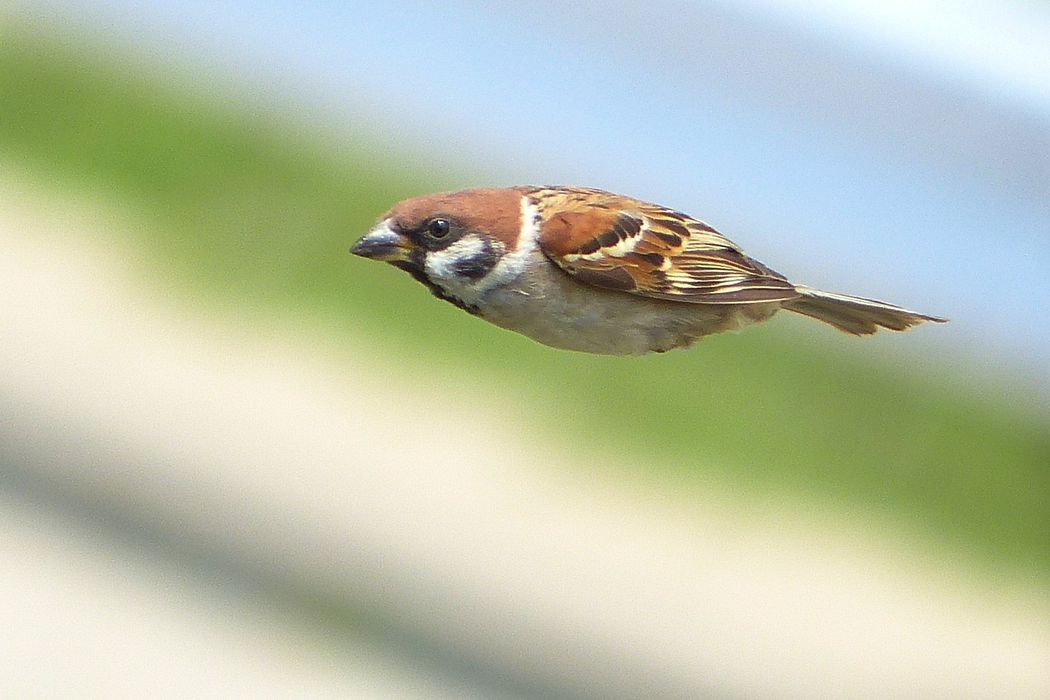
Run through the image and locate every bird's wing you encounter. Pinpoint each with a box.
[533,188,800,303]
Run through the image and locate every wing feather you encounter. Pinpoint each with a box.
[530,187,799,304]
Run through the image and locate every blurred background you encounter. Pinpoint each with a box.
[2,0,1048,697]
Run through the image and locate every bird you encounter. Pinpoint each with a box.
[351,186,946,355]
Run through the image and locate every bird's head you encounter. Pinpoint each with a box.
[351,188,534,308]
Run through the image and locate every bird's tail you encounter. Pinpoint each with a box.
[782,286,946,335]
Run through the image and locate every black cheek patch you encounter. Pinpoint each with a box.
[450,240,500,280]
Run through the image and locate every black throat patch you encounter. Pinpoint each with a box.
[392,255,481,316]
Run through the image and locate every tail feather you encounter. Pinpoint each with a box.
[783,286,946,335]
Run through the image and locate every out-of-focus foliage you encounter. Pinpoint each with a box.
[2,26,1047,581]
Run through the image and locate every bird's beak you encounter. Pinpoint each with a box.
[351,220,412,262]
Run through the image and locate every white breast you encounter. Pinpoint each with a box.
[475,247,777,355]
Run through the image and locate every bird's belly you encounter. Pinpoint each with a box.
[477,264,777,355]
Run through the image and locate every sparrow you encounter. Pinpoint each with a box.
[351,186,946,355]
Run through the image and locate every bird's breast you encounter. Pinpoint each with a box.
[474,250,776,354]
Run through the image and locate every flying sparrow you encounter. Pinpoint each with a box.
[351,186,945,355]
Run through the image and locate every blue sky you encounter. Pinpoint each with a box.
[20,0,1050,396]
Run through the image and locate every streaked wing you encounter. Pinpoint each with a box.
[531,187,800,304]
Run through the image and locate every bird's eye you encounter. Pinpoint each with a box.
[427,218,451,238]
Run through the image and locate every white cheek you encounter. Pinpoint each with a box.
[422,235,495,306]
[424,235,487,281]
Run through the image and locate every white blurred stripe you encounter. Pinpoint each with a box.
[0,496,490,700]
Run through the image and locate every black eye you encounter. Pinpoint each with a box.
[427,218,451,238]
